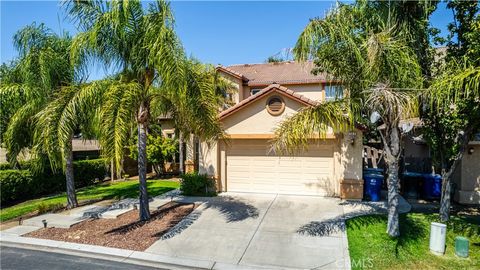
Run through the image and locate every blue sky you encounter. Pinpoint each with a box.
[1,1,453,80]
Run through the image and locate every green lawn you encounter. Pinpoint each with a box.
[346,213,480,270]
[0,180,179,222]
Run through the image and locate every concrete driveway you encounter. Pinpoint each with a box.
[146,193,350,269]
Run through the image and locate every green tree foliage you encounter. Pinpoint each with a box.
[0,23,77,164]
[274,0,437,237]
[129,124,178,176]
[0,23,84,208]
[423,61,480,222]
[63,0,224,220]
[421,1,480,222]
[445,0,480,65]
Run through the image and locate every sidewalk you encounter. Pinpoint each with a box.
[0,190,282,270]
[0,232,284,270]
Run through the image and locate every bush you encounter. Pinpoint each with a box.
[37,202,64,214]
[0,170,35,203]
[0,160,33,170]
[0,158,107,205]
[73,159,108,188]
[180,172,216,196]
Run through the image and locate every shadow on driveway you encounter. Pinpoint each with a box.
[296,200,393,237]
[161,195,259,239]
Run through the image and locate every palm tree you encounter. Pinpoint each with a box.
[33,81,106,208]
[64,0,223,221]
[0,23,84,208]
[1,23,75,163]
[272,1,423,237]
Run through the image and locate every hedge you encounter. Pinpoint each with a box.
[180,172,216,196]
[0,160,32,170]
[0,158,108,205]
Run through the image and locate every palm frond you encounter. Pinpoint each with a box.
[365,84,420,126]
[98,82,142,174]
[272,99,357,155]
[429,62,480,109]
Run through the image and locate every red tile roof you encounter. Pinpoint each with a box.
[219,61,328,86]
[219,84,318,120]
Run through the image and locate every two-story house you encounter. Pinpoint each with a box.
[197,61,363,199]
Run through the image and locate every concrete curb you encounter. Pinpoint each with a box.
[0,233,213,269]
[0,233,292,270]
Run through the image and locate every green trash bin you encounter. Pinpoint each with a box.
[455,236,469,258]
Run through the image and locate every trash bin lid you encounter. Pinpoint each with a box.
[431,222,447,228]
[403,172,423,177]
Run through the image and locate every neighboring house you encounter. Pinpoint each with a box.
[0,139,100,163]
[71,139,101,160]
[198,61,363,199]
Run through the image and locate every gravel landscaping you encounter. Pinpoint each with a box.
[25,202,196,251]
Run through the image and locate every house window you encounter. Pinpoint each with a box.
[266,96,285,116]
[166,132,174,139]
[325,85,344,101]
[251,88,262,95]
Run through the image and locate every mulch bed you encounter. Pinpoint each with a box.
[25,202,196,251]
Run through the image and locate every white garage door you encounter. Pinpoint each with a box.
[226,140,335,195]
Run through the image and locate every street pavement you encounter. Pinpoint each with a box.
[0,246,164,270]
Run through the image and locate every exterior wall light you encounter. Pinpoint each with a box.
[468,147,474,155]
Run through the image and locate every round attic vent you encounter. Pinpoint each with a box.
[266,96,285,116]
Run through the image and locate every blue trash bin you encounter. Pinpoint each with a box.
[364,174,384,201]
[423,174,442,199]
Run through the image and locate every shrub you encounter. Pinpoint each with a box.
[73,159,108,187]
[0,170,34,203]
[0,160,33,170]
[180,172,216,196]
[37,202,64,214]
[0,158,107,205]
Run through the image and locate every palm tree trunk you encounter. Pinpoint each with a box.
[138,121,150,221]
[386,157,400,237]
[381,127,401,237]
[65,138,78,209]
[439,168,452,222]
[179,131,184,174]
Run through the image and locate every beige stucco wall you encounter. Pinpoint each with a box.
[219,72,243,104]
[335,131,363,182]
[455,143,480,204]
[283,84,323,101]
[199,93,362,197]
[242,83,323,102]
[222,93,306,134]
[0,148,7,163]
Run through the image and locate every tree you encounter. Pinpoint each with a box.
[423,63,480,222]
[422,1,479,222]
[64,0,223,221]
[129,124,178,177]
[445,0,480,65]
[34,82,103,208]
[0,23,83,208]
[272,1,426,237]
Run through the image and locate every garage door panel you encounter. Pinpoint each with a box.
[226,140,335,196]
